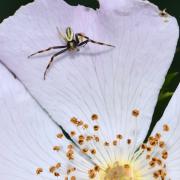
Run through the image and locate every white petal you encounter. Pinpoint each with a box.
[0,0,178,157]
[151,84,180,179]
[0,64,93,180]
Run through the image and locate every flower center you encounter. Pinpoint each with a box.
[99,162,138,180]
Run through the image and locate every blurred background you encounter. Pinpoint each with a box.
[0,0,179,135]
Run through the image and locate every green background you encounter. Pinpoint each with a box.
[0,0,179,136]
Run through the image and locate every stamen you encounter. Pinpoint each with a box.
[36,114,170,180]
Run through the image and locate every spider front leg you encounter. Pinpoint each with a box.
[44,48,68,80]
[28,45,67,58]
[76,33,115,47]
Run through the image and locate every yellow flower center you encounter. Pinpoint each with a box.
[99,162,140,180]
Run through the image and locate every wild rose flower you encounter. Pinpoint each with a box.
[0,0,179,179]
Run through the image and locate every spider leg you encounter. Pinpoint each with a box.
[76,33,115,47]
[43,48,68,80]
[28,46,67,58]
[77,40,89,47]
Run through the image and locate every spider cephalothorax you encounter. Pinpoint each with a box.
[28,27,115,79]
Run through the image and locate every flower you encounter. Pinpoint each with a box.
[0,0,179,179]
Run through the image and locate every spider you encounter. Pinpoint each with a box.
[28,27,115,80]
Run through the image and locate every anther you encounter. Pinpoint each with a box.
[163,124,170,132]
[71,176,76,180]
[83,124,89,129]
[56,133,64,139]
[56,163,61,169]
[88,169,96,179]
[104,142,110,146]
[70,131,76,137]
[116,134,123,140]
[49,166,56,173]
[91,114,98,120]
[127,139,132,144]
[91,149,97,155]
[93,125,100,131]
[113,140,117,146]
[36,168,43,175]
[94,165,100,172]
[94,135,100,142]
[54,172,60,177]
[132,109,140,117]
[53,146,61,152]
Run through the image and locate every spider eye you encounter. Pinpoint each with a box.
[66,27,74,41]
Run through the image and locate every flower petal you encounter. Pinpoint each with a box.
[0,0,178,151]
[151,84,180,179]
[0,64,93,179]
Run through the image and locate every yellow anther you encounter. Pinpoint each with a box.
[49,166,56,173]
[132,109,140,117]
[83,124,89,129]
[54,172,60,177]
[55,163,61,169]
[53,146,61,152]
[91,114,98,120]
[116,134,123,140]
[93,125,100,131]
[88,169,96,179]
[36,168,43,175]
[113,140,117,146]
[70,131,76,136]
[127,139,132,144]
[104,142,110,146]
[56,133,64,139]
[163,124,170,132]
[91,149,97,155]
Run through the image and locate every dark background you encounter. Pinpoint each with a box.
[0,0,179,135]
